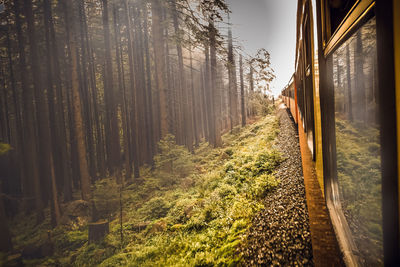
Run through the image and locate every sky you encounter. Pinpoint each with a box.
[225,0,297,96]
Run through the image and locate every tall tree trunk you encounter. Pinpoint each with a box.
[48,0,72,202]
[204,45,215,145]
[65,0,91,201]
[102,0,122,183]
[189,36,199,147]
[5,20,25,204]
[62,0,81,191]
[25,0,54,210]
[249,63,254,92]
[44,0,61,225]
[123,0,140,178]
[151,0,169,138]
[164,9,175,139]
[209,21,222,147]
[239,54,246,127]
[200,67,209,140]
[249,63,254,116]
[18,0,44,222]
[335,56,343,112]
[133,5,149,165]
[346,44,353,121]
[143,4,155,164]
[227,26,238,130]
[171,0,193,151]
[78,0,96,180]
[355,30,365,122]
[113,5,132,180]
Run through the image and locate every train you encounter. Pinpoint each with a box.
[281,0,400,266]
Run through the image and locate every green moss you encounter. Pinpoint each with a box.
[139,197,171,221]
[11,115,282,266]
[55,229,88,251]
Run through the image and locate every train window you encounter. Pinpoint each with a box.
[328,0,357,34]
[332,16,382,265]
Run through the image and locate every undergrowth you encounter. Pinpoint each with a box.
[9,115,282,266]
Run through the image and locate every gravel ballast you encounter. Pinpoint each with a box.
[240,106,313,266]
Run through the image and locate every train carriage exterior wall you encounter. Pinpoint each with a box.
[281,0,400,265]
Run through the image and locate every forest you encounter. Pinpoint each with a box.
[0,0,277,265]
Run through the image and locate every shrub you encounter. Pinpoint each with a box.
[154,134,194,179]
[93,178,120,220]
[250,174,279,199]
[139,197,171,221]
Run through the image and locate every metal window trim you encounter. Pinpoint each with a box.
[323,0,374,57]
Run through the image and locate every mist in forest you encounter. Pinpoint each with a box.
[0,0,285,265]
[226,0,297,96]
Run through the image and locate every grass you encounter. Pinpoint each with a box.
[8,114,282,266]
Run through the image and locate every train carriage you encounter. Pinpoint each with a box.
[282,0,400,265]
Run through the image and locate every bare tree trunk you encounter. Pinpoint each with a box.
[123,0,140,178]
[132,6,150,165]
[65,0,91,201]
[113,5,132,180]
[204,45,215,145]
[19,0,44,222]
[200,67,209,140]
[249,63,255,116]
[5,20,25,205]
[171,0,193,151]
[249,63,254,92]
[102,0,122,183]
[346,44,353,121]
[48,0,72,202]
[78,0,96,180]
[44,0,61,225]
[227,26,238,130]
[152,0,169,138]
[209,21,222,147]
[189,36,199,147]
[355,30,365,122]
[164,8,175,139]
[143,4,155,164]
[240,54,246,127]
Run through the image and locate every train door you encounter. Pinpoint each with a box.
[316,0,400,265]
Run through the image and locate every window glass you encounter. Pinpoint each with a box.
[328,0,358,34]
[332,16,382,266]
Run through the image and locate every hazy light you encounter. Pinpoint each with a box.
[226,0,297,96]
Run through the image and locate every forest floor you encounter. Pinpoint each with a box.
[2,105,314,266]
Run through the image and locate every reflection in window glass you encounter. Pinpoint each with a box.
[332,17,382,266]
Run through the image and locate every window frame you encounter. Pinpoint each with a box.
[316,0,400,265]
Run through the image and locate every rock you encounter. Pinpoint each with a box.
[148,220,167,234]
[184,205,194,218]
